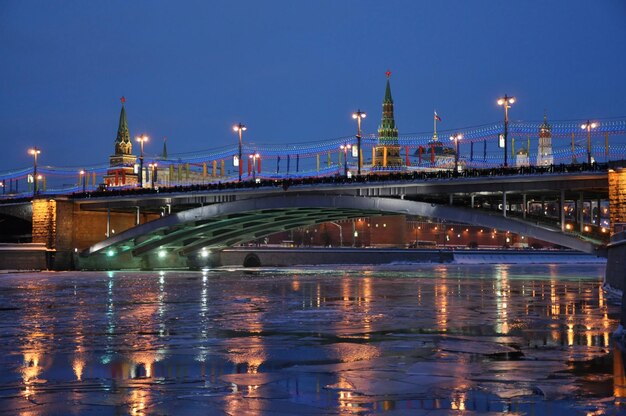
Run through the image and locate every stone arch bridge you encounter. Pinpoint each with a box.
[0,167,619,270]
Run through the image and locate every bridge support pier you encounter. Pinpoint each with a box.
[560,190,566,232]
[106,208,111,238]
[606,233,626,332]
[502,192,507,218]
[579,192,584,233]
[522,194,527,219]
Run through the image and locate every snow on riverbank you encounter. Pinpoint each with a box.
[453,252,606,264]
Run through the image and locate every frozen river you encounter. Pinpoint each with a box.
[1,264,625,415]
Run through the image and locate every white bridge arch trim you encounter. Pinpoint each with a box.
[84,194,598,257]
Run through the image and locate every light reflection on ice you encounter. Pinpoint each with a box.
[0,264,621,415]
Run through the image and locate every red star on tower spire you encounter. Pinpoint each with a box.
[386,71,391,79]
[120,96,126,104]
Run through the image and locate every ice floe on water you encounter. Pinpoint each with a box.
[0,263,623,415]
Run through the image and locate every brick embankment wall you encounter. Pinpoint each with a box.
[0,243,47,270]
[607,231,626,291]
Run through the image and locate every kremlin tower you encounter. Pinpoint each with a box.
[373,72,403,169]
[103,98,139,187]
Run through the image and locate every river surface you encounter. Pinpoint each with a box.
[0,264,625,415]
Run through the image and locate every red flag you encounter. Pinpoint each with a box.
[434,111,442,122]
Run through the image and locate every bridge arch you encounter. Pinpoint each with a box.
[82,194,598,263]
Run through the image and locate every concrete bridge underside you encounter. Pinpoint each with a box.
[78,194,601,270]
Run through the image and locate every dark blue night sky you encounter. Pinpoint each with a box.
[1,0,625,170]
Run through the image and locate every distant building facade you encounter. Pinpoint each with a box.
[536,113,554,166]
[516,148,530,167]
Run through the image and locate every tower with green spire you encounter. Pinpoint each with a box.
[374,72,403,169]
[114,100,132,155]
[161,137,168,159]
[104,97,139,187]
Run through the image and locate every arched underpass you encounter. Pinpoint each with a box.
[78,194,602,270]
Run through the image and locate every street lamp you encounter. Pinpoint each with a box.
[136,135,149,187]
[28,147,41,196]
[340,144,352,177]
[352,110,366,176]
[148,162,157,189]
[581,120,598,165]
[449,133,462,173]
[248,153,260,181]
[233,123,247,182]
[79,170,86,192]
[497,94,515,167]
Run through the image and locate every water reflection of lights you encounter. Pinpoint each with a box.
[339,390,355,408]
[614,342,626,402]
[435,283,448,332]
[494,265,510,334]
[72,301,87,381]
[20,284,49,400]
[451,391,467,410]
[129,388,149,415]
[21,352,43,398]
[73,357,85,381]
[435,267,449,332]
[227,343,267,374]
[361,277,373,335]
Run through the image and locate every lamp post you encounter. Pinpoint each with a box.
[497,94,515,167]
[352,110,366,176]
[136,135,149,187]
[249,153,260,181]
[148,163,157,189]
[28,147,41,196]
[340,144,352,177]
[581,120,598,165]
[233,123,247,182]
[449,133,462,173]
[79,170,86,192]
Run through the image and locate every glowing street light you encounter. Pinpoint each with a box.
[449,133,463,173]
[248,153,260,181]
[148,162,158,189]
[28,147,41,196]
[340,144,352,177]
[497,94,515,167]
[79,170,86,192]
[135,135,149,187]
[352,110,366,176]
[233,123,247,182]
[581,120,598,165]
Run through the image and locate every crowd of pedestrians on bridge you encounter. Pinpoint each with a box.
[66,161,610,200]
